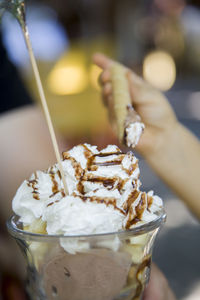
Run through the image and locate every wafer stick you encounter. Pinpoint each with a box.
[111,63,144,147]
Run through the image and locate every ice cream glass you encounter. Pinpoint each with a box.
[7,209,165,300]
[8,144,166,299]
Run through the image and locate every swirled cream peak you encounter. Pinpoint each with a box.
[13,144,163,237]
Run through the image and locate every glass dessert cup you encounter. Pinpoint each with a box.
[7,210,166,300]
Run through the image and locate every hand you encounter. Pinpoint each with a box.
[143,263,176,300]
[93,53,177,156]
[93,53,200,218]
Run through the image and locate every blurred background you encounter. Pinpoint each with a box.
[0,0,200,299]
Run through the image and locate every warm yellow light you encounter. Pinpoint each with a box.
[47,49,88,95]
[48,65,88,95]
[90,64,102,90]
[143,50,176,91]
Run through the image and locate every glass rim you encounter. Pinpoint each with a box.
[7,210,166,241]
[6,208,166,241]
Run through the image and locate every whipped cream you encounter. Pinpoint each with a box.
[13,144,163,253]
[125,122,145,148]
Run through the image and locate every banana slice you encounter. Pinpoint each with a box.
[24,218,47,234]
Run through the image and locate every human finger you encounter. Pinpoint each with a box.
[101,89,113,107]
[99,69,111,86]
[102,82,112,98]
[127,70,165,106]
[92,52,114,69]
[127,70,144,87]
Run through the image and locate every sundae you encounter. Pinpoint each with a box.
[11,143,164,300]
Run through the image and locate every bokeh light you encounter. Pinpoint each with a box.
[143,50,176,91]
[47,50,88,95]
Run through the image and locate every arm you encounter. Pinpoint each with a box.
[93,53,200,219]
[147,122,200,218]
[143,263,176,300]
[0,105,65,222]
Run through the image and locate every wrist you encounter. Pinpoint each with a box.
[141,120,181,166]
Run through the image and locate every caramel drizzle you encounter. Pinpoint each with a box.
[62,152,83,179]
[27,177,40,200]
[126,192,147,229]
[147,195,153,211]
[27,169,64,201]
[50,173,59,196]
[123,162,138,176]
[82,144,96,170]
[63,146,144,224]
[47,200,59,207]
[94,151,122,157]
[123,190,140,214]
[76,195,125,215]
[92,152,124,168]
[77,170,85,195]
[85,175,129,195]
[27,145,148,227]
[57,169,61,180]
